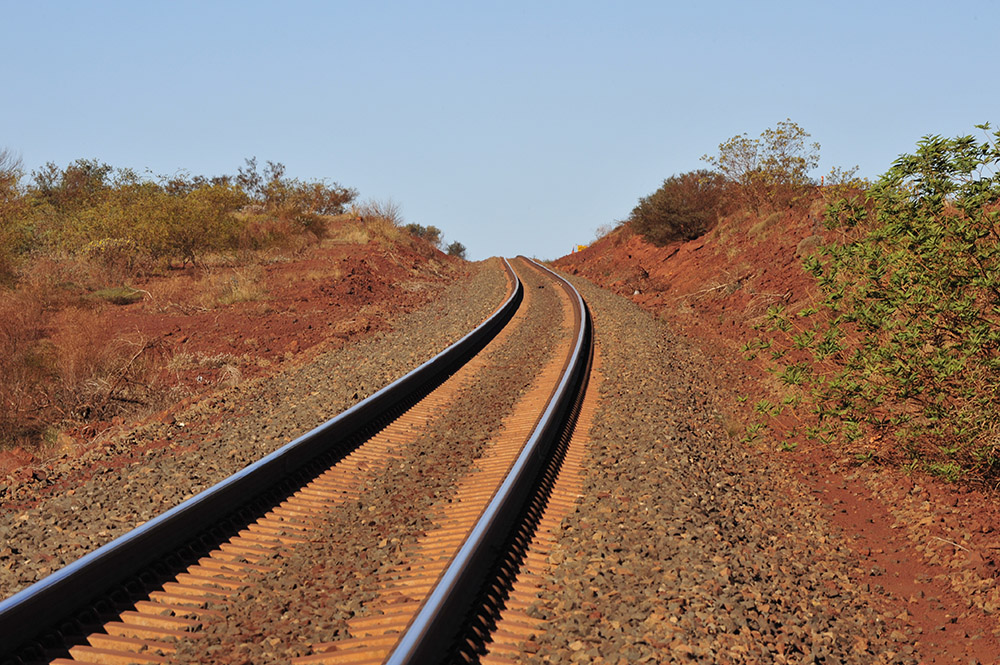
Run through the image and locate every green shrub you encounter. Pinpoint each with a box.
[795,124,1000,480]
[629,170,728,245]
[446,241,467,259]
[153,182,249,266]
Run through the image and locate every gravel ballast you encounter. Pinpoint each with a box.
[521,273,921,664]
[0,259,508,599]
[167,259,567,663]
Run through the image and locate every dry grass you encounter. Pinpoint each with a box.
[198,266,268,307]
[365,217,407,248]
[323,216,369,245]
[50,309,160,421]
[165,351,249,389]
[165,351,196,372]
[748,211,784,239]
[592,222,620,243]
[50,308,108,391]
[167,351,247,371]
[216,364,243,388]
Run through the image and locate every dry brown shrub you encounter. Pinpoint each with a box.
[0,295,163,448]
[235,209,328,256]
[608,223,634,248]
[49,307,160,420]
[0,292,49,445]
[19,256,97,308]
[0,236,18,286]
[49,307,110,393]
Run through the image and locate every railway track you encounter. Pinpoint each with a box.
[0,257,593,665]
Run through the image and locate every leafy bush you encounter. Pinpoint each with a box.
[0,156,364,274]
[155,182,249,266]
[446,241,467,259]
[789,124,1000,480]
[628,170,728,245]
[82,237,145,281]
[703,119,819,212]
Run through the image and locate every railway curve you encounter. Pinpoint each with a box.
[2,257,594,665]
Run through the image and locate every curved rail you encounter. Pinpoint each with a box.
[386,256,592,665]
[0,259,524,657]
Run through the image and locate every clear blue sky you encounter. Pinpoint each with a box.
[3,1,998,260]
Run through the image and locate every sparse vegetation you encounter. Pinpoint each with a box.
[0,149,26,285]
[626,120,821,247]
[354,198,404,226]
[0,152,457,451]
[5,156,358,271]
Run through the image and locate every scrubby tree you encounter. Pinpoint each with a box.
[0,149,25,283]
[703,119,820,212]
[446,241,467,259]
[404,223,443,247]
[628,170,728,245]
[2,156,360,277]
[236,157,355,215]
[153,182,249,266]
[31,158,114,212]
[0,148,20,203]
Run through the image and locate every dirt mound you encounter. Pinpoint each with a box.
[556,206,824,346]
[0,230,462,475]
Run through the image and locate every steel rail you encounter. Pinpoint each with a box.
[385,256,592,665]
[0,259,524,657]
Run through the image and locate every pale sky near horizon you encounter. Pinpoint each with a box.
[3,0,998,260]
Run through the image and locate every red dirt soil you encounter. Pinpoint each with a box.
[0,237,461,476]
[554,207,1000,664]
